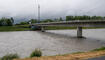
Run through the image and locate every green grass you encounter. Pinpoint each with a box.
[0,25,31,31]
[30,49,42,57]
[53,52,84,57]
[0,54,19,60]
[0,25,104,31]
[71,52,84,54]
[92,47,105,51]
[52,47,105,57]
[54,47,105,57]
[0,47,105,60]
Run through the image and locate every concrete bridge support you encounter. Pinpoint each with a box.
[41,26,45,32]
[77,27,82,38]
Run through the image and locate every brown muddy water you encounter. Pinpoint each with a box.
[0,29,105,58]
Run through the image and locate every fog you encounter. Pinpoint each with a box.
[0,0,105,21]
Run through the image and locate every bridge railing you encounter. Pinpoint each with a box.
[31,20,105,38]
[33,20,105,25]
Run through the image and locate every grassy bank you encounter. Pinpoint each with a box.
[15,50,105,60]
[0,25,104,31]
[14,47,105,60]
[0,25,31,31]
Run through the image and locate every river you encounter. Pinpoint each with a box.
[0,29,105,58]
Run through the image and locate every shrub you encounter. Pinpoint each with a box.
[30,49,42,57]
[1,54,19,60]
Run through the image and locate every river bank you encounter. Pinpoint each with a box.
[0,25,30,31]
[14,48,105,60]
[0,25,104,31]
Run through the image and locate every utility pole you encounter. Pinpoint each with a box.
[38,4,40,23]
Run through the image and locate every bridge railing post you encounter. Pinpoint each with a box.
[77,27,82,38]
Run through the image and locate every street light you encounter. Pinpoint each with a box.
[38,4,40,23]
[35,0,40,23]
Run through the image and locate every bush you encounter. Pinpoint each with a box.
[1,54,19,60]
[30,49,42,57]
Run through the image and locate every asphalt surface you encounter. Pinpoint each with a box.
[88,56,105,60]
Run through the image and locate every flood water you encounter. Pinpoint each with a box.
[0,29,105,58]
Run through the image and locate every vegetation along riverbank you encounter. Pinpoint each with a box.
[0,25,31,31]
[12,47,105,60]
[0,47,105,60]
[0,25,104,31]
[0,16,105,31]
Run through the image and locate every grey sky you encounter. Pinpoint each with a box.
[0,0,105,20]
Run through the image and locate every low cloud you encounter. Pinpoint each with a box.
[0,0,105,20]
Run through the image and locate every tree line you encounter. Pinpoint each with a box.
[66,15,105,21]
[18,15,105,25]
[17,17,63,25]
[1,15,104,26]
[0,17,14,26]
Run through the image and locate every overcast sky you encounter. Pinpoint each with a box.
[0,0,105,20]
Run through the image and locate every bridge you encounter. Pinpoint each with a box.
[31,20,105,38]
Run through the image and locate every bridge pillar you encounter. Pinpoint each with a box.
[41,26,45,32]
[77,27,82,38]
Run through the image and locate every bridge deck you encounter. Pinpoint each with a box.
[31,20,105,38]
[32,20,105,27]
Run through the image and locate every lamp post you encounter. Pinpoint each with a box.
[38,4,40,23]
[35,0,40,23]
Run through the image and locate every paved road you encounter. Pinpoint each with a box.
[88,56,105,60]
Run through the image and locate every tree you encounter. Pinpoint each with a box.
[66,15,104,21]
[59,17,63,21]
[28,19,38,23]
[10,17,14,24]
[0,17,14,26]
[20,21,28,25]
[0,20,2,26]
[41,19,53,23]
[0,17,8,26]
[6,19,13,26]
